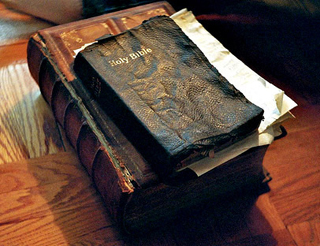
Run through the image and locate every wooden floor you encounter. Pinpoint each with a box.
[0,3,319,245]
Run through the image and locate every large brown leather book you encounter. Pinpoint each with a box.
[27,1,270,233]
[74,15,264,177]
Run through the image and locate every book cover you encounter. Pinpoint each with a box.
[74,15,264,176]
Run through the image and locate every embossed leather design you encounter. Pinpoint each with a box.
[74,16,264,176]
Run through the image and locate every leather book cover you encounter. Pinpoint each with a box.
[74,15,264,176]
[27,1,269,233]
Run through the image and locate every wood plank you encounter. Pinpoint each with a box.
[261,98,320,245]
[241,194,298,245]
[253,194,286,232]
[0,212,124,246]
[0,152,123,245]
[0,151,85,194]
[264,127,320,225]
[269,229,298,246]
[288,220,320,246]
[0,62,66,164]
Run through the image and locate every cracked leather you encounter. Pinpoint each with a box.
[74,16,264,176]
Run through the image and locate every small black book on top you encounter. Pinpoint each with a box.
[74,15,264,177]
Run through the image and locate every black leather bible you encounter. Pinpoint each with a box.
[74,15,264,177]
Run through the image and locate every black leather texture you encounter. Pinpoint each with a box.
[74,16,264,176]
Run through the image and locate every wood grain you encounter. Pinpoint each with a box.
[0,152,124,246]
[0,2,319,245]
[288,220,320,246]
[0,62,66,164]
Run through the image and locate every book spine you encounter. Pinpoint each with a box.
[27,36,133,225]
